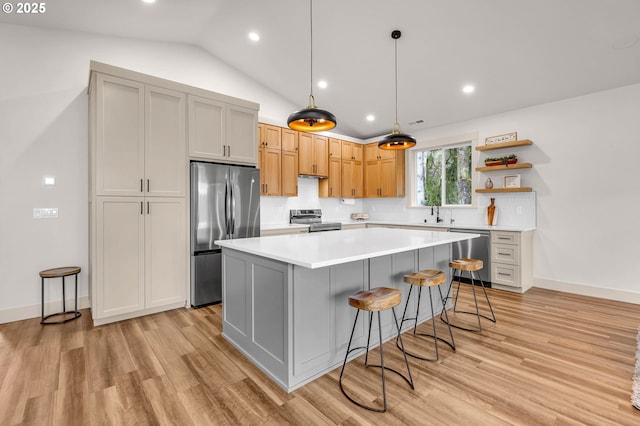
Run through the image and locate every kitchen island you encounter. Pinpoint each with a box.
[215,227,479,392]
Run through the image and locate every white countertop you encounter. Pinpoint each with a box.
[216,227,480,269]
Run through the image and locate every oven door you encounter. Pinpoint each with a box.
[449,229,491,285]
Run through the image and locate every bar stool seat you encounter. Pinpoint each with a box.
[396,270,455,361]
[40,266,82,325]
[339,287,414,413]
[441,258,496,332]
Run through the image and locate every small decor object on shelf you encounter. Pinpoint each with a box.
[504,174,521,188]
[484,154,518,167]
[487,198,496,225]
[484,177,494,189]
[485,132,517,145]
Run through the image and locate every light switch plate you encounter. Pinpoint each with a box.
[34,208,58,218]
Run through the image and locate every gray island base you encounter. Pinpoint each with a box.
[216,228,479,392]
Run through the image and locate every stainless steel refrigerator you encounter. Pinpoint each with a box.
[190,162,260,307]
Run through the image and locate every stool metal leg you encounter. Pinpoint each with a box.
[340,306,414,413]
[441,269,496,332]
[62,276,66,314]
[41,277,45,323]
[397,284,455,361]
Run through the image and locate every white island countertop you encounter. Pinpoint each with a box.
[216,227,479,269]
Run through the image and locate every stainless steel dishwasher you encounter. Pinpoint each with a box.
[449,228,491,286]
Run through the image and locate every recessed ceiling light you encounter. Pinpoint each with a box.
[462,85,475,94]
[142,0,156,4]
[366,115,375,122]
[248,32,260,42]
[317,80,328,89]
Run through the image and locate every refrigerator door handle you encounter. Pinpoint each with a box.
[230,181,236,237]
[224,179,230,238]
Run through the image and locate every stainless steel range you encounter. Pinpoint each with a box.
[290,209,342,232]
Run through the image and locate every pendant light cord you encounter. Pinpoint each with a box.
[394,35,398,125]
[309,0,315,104]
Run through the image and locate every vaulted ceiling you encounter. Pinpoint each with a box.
[2,0,639,139]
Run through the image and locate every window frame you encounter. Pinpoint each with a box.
[408,132,479,209]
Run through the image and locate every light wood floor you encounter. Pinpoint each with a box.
[1,287,639,425]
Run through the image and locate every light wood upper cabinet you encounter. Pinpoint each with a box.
[299,134,328,177]
[281,149,298,196]
[329,138,342,159]
[342,141,363,161]
[258,123,282,196]
[364,142,405,198]
[188,95,258,165]
[341,159,363,198]
[95,74,145,197]
[281,128,299,196]
[319,157,341,198]
[281,128,299,153]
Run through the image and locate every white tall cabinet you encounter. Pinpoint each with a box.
[90,65,188,325]
[88,61,259,325]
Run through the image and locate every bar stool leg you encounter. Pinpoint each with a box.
[74,273,79,314]
[41,277,45,323]
[62,275,66,314]
[340,305,414,413]
[441,269,496,332]
[437,285,456,350]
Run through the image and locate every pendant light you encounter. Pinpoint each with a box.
[378,30,416,150]
[287,0,337,132]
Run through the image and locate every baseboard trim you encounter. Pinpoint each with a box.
[534,278,640,304]
[0,297,91,324]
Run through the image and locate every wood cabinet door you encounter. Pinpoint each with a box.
[262,148,281,195]
[188,95,225,160]
[364,161,380,197]
[145,85,186,197]
[145,198,186,309]
[260,123,282,150]
[298,133,314,175]
[327,157,341,197]
[353,161,364,197]
[281,128,298,152]
[281,150,298,196]
[226,104,258,165]
[352,144,363,162]
[96,197,145,318]
[313,136,329,177]
[329,138,342,159]
[95,75,145,196]
[379,158,397,197]
[364,142,380,162]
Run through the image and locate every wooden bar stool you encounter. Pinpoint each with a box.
[441,258,495,332]
[396,270,455,361]
[339,287,414,413]
[39,266,82,325]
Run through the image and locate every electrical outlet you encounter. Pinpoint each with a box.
[34,208,58,219]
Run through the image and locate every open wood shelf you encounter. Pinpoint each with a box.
[475,139,533,151]
[476,187,532,193]
[476,162,533,172]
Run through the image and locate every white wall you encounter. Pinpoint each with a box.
[0,23,300,322]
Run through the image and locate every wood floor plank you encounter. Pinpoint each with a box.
[0,287,638,425]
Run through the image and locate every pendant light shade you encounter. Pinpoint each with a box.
[379,30,415,150]
[287,0,336,132]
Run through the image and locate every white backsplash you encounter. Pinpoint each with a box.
[261,177,536,228]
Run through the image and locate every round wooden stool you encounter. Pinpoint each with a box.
[440,258,496,332]
[39,266,82,325]
[396,270,455,361]
[339,287,414,413]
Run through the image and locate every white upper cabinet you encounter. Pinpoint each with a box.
[95,74,145,196]
[145,85,186,197]
[188,95,258,165]
[95,75,186,197]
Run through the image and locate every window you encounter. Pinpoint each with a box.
[415,143,472,207]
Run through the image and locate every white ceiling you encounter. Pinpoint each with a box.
[2,0,640,139]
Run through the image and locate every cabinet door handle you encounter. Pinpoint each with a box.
[147,201,150,214]
[140,201,143,215]
[140,179,143,193]
[498,252,510,256]
[227,145,231,157]
[498,272,511,276]
[498,237,510,240]
[147,179,150,192]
